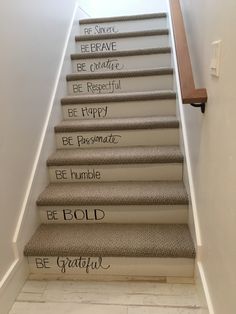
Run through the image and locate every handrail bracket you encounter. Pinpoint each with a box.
[190,102,206,114]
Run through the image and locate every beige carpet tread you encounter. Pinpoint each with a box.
[24,223,195,258]
[66,68,173,81]
[61,90,176,105]
[71,47,171,60]
[55,116,179,133]
[47,146,183,166]
[75,29,169,41]
[79,13,167,24]
[36,181,188,206]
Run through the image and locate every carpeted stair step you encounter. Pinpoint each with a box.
[55,115,179,132]
[36,181,188,206]
[38,180,188,225]
[47,146,183,182]
[71,47,171,73]
[24,223,195,257]
[61,90,177,120]
[80,13,167,24]
[39,175,188,225]
[48,145,183,166]
[76,29,169,54]
[79,13,167,35]
[24,223,195,279]
[67,68,173,96]
[54,116,179,149]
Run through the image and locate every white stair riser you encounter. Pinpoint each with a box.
[62,99,176,120]
[56,129,179,149]
[27,256,194,278]
[39,205,188,224]
[67,75,173,96]
[48,163,182,183]
[72,53,171,73]
[76,35,169,53]
[79,18,167,35]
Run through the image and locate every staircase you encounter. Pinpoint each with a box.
[24,12,195,281]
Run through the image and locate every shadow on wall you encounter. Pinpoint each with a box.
[79,0,168,17]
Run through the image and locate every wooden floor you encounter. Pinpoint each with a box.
[9,280,206,314]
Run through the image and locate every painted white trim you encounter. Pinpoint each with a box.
[0,259,28,314]
[78,5,91,18]
[27,256,194,278]
[197,262,215,314]
[0,259,19,291]
[167,1,213,313]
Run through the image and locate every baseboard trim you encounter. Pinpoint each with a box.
[0,258,28,314]
[78,5,91,19]
[0,259,19,292]
[197,261,214,314]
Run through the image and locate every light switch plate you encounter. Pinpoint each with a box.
[210,40,221,77]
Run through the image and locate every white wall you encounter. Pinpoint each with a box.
[0,0,79,312]
[79,0,167,17]
[179,0,236,313]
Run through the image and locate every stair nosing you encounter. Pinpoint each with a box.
[75,29,169,41]
[70,47,171,60]
[66,68,173,81]
[79,13,167,24]
[61,91,176,105]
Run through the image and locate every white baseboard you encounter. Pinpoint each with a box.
[0,258,28,314]
[77,5,91,18]
[196,261,214,314]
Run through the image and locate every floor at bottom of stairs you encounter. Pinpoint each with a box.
[9,280,207,314]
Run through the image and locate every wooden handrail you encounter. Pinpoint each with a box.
[169,0,207,112]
